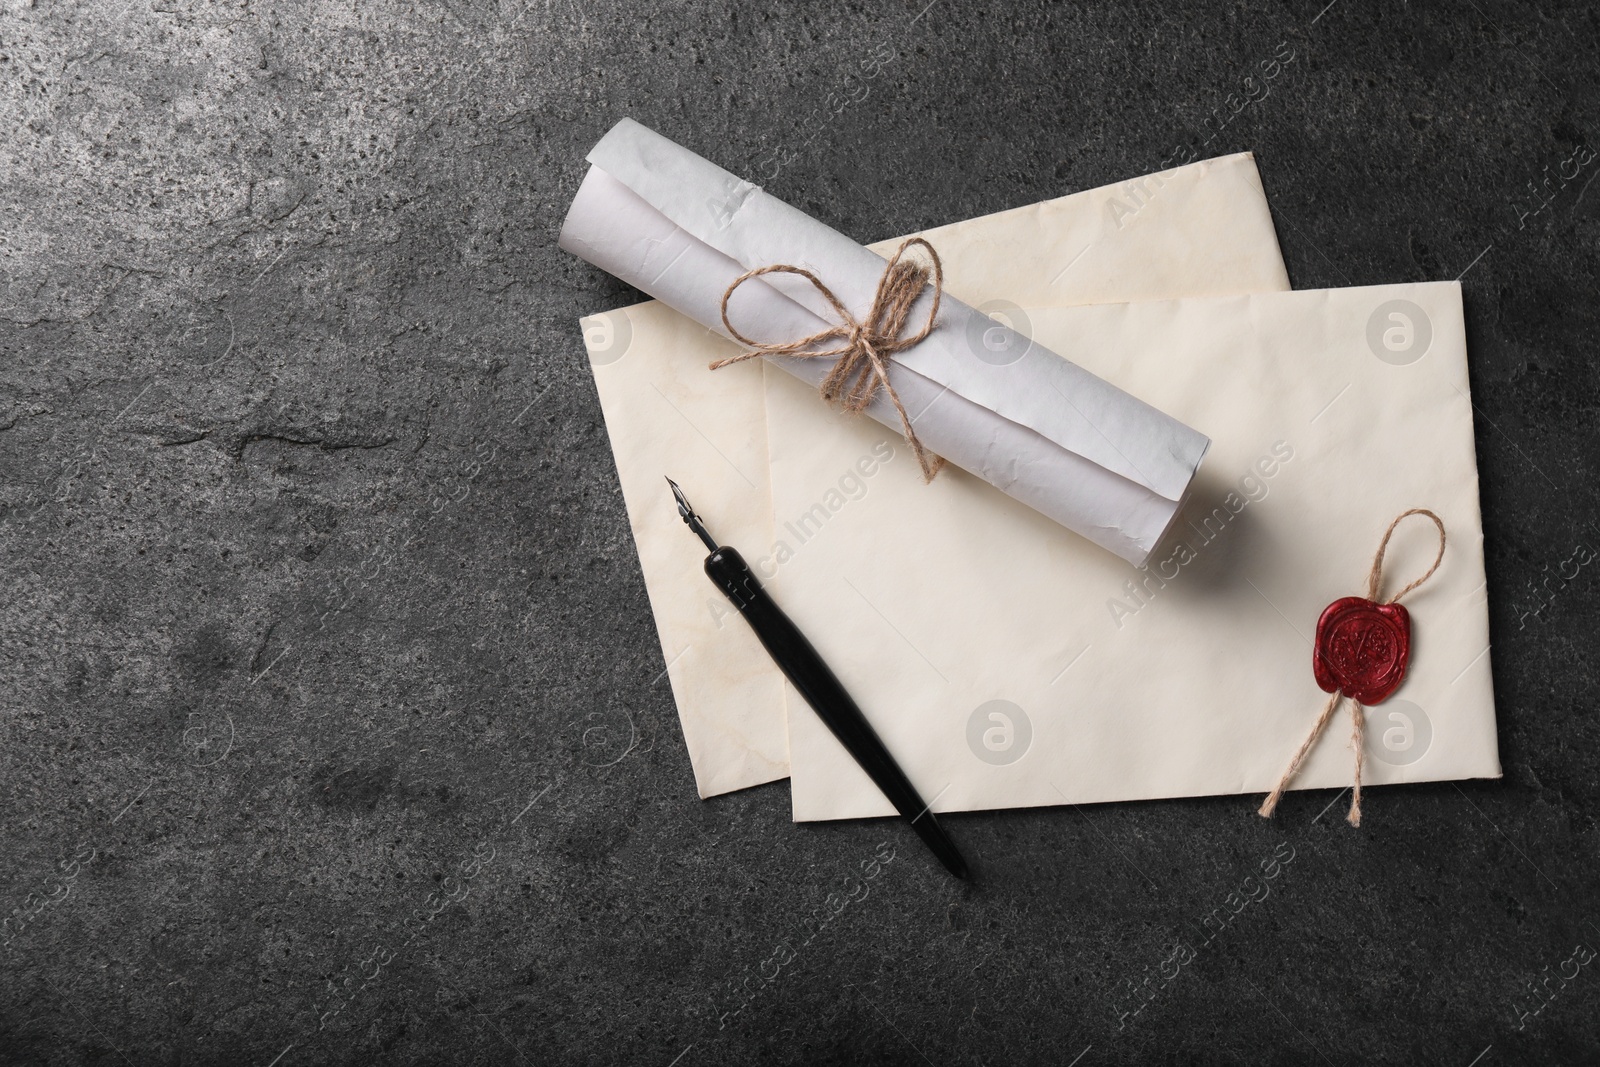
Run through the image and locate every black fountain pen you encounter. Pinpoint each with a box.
[667,478,968,880]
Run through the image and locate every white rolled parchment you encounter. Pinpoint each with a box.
[558,118,1210,565]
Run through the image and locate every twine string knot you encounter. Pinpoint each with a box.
[711,237,947,482]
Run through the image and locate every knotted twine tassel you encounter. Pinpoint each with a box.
[1258,508,1447,826]
[711,237,947,482]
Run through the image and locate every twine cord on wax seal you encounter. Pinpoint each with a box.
[711,237,948,482]
[1258,508,1447,827]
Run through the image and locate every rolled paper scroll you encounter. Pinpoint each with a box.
[558,118,1211,565]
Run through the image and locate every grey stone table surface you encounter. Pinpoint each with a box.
[3,0,1598,1063]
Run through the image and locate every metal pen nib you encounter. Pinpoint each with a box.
[666,477,718,552]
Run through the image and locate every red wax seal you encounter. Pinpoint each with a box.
[1313,596,1411,705]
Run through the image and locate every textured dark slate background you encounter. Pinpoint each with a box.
[3,0,1599,1063]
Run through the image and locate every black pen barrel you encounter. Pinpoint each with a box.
[703,547,967,879]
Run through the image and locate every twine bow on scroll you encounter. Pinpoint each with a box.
[1259,508,1447,827]
[710,237,948,482]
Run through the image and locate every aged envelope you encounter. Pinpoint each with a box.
[582,153,1291,798]
[770,283,1501,820]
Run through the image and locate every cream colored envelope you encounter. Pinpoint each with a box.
[583,153,1292,798]
[769,282,1501,820]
